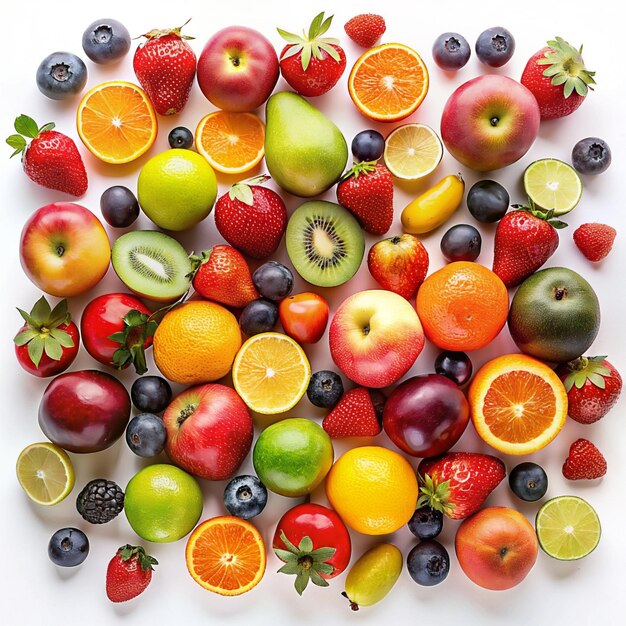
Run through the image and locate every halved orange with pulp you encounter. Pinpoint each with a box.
[348,43,429,122]
[185,516,266,596]
[469,354,568,455]
[76,81,157,164]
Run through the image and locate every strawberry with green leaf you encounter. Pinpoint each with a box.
[106,544,158,603]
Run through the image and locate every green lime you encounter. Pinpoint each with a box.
[535,495,601,560]
[523,158,582,215]
[124,464,203,543]
[137,148,217,231]
[253,418,333,497]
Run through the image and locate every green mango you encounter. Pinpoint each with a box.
[265,92,348,197]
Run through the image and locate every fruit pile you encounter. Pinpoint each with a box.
[9,10,621,608]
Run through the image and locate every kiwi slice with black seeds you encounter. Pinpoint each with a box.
[112,230,192,301]
[286,201,364,287]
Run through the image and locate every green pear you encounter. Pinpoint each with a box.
[265,92,348,197]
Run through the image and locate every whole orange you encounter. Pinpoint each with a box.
[153,301,241,385]
[416,261,508,351]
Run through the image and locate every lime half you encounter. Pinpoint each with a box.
[523,158,582,215]
[16,442,75,506]
[384,123,443,180]
[535,495,601,560]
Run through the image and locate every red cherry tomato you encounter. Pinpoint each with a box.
[279,292,329,344]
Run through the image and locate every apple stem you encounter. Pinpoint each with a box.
[490,117,499,127]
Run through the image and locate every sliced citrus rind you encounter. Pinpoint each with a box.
[384,123,443,180]
[523,158,582,216]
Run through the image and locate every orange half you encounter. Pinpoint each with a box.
[348,43,429,122]
[469,354,568,455]
[185,516,266,596]
[76,81,157,164]
[195,111,265,175]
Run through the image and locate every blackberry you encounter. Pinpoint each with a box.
[76,479,125,524]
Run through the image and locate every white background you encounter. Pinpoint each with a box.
[1,0,624,624]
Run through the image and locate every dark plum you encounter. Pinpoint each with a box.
[307,370,344,409]
[432,32,471,71]
[253,261,294,301]
[467,180,509,223]
[239,298,278,336]
[82,19,131,64]
[572,137,611,175]
[130,376,172,414]
[434,351,473,386]
[351,130,385,162]
[36,52,87,100]
[475,27,515,67]
[100,185,140,228]
[440,224,482,262]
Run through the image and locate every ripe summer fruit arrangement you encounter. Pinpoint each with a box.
[7,8,619,613]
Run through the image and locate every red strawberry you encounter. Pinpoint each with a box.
[562,438,607,480]
[344,14,386,48]
[573,223,616,262]
[106,544,158,603]
[214,176,288,259]
[278,12,346,97]
[557,356,622,424]
[133,20,196,115]
[322,387,385,438]
[521,37,596,120]
[7,114,87,196]
[492,205,566,288]
[189,244,259,308]
[418,452,506,520]
[337,162,394,235]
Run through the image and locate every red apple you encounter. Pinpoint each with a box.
[279,292,329,344]
[20,202,110,297]
[441,75,540,171]
[38,370,131,453]
[329,290,424,388]
[455,507,538,590]
[197,26,280,112]
[163,383,253,481]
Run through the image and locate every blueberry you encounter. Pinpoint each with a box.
[239,298,278,336]
[36,52,88,100]
[434,351,473,386]
[572,137,611,175]
[126,413,167,458]
[432,32,471,71]
[307,370,344,409]
[475,27,515,67]
[82,18,131,64]
[168,127,194,150]
[48,527,89,567]
[407,540,450,586]
[131,376,172,413]
[252,261,294,301]
[467,180,510,223]
[351,130,385,162]
[407,506,444,540]
[509,462,548,502]
[440,224,482,262]
[223,475,268,519]
[100,185,140,228]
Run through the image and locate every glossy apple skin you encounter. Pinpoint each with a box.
[38,370,131,453]
[383,374,469,457]
[329,290,425,388]
[163,383,253,481]
[20,203,111,297]
[455,506,538,590]
[279,292,329,344]
[197,26,280,112]
[441,75,540,171]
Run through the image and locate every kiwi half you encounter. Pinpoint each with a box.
[112,230,192,302]
[286,201,365,287]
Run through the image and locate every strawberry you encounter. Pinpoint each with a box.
[557,356,622,425]
[133,20,196,115]
[573,223,616,262]
[344,14,386,48]
[418,452,506,520]
[106,544,158,603]
[521,37,596,120]
[562,438,607,480]
[336,162,394,235]
[492,205,566,288]
[322,387,385,438]
[278,12,346,97]
[214,176,288,259]
[6,114,87,196]
[189,244,259,308]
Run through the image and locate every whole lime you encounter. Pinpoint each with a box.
[124,463,203,543]
[137,149,217,231]
[508,267,600,363]
[253,418,333,497]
